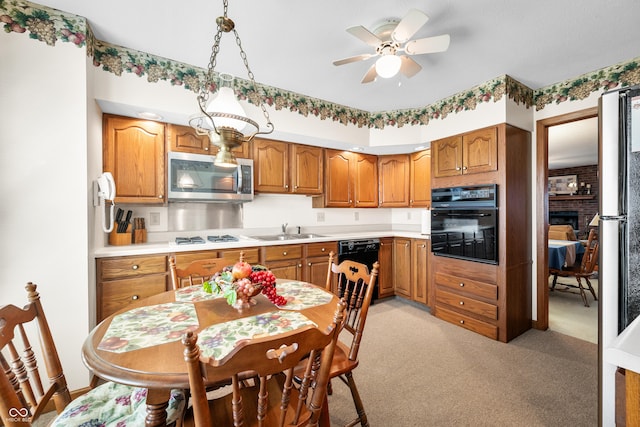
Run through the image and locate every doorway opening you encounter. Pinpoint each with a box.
[535,107,599,337]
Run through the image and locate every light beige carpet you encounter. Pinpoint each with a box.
[327,298,597,426]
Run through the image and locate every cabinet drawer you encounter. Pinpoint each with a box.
[172,251,218,269]
[436,289,498,320]
[218,248,260,265]
[305,241,338,258]
[99,255,167,280]
[262,245,303,261]
[436,305,498,340]
[434,271,497,300]
[99,276,167,321]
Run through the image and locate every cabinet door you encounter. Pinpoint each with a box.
[393,238,412,298]
[324,149,353,207]
[378,238,394,298]
[267,259,302,281]
[378,155,410,207]
[353,153,378,207]
[98,275,168,322]
[410,150,431,207]
[167,123,210,154]
[432,136,463,178]
[290,144,323,194]
[253,138,289,193]
[463,127,497,175]
[304,256,330,287]
[103,115,165,203]
[411,239,429,305]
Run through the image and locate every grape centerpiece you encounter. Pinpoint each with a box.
[203,261,287,311]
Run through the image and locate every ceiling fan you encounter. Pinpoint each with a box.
[333,9,450,83]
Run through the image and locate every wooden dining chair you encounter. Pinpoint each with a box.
[321,251,379,427]
[1,283,186,426]
[181,298,346,427]
[169,254,230,290]
[550,229,599,307]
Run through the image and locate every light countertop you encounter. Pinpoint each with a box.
[94,230,430,258]
[605,315,640,373]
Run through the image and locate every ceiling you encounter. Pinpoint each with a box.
[33,0,636,167]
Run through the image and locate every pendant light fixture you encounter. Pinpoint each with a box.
[189,0,274,167]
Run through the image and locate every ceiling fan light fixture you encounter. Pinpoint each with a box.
[375,54,401,78]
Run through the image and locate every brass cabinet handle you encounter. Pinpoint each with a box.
[459,301,464,305]
[308,262,312,266]
[132,295,139,300]
[158,195,163,198]
[132,264,139,270]
[460,320,465,324]
[321,248,326,252]
[459,282,464,287]
[283,251,288,256]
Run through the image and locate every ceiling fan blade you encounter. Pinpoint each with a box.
[392,9,429,44]
[347,25,382,47]
[333,53,375,66]
[361,64,378,84]
[404,34,451,55]
[399,55,422,78]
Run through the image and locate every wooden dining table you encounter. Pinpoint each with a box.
[82,280,339,426]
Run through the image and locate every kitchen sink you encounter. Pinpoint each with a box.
[252,233,326,241]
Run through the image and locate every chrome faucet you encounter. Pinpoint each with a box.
[296,226,301,234]
[281,223,288,234]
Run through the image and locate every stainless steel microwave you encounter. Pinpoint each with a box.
[167,151,254,202]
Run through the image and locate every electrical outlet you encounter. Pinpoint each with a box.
[316,212,325,222]
[149,212,161,226]
[407,212,412,220]
[354,212,359,221]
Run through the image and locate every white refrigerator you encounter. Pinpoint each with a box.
[599,85,640,425]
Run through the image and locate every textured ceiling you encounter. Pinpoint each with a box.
[32,0,634,167]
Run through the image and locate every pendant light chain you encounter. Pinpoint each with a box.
[199,0,272,132]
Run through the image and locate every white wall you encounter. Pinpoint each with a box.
[0,33,90,389]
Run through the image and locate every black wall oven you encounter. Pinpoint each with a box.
[430,184,499,264]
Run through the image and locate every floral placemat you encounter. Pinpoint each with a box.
[175,285,223,302]
[276,281,334,310]
[198,311,316,360]
[98,302,198,353]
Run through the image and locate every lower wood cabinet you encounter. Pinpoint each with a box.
[260,244,303,281]
[393,238,412,298]
[378,238,394,298]
[411,239,430,305]
[302,241,338,287]
[431,255,500,340]
[97,254,168,322]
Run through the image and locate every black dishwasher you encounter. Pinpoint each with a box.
[338,238,380,301]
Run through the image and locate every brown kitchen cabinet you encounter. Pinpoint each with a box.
[378,154,410,207]
[97,254,169,322]
[315,149,378,208]
[168,123,252,158]
[430,123,531,342]
[253,138,323,194]
[218,247,260,265]
[302,241,338,287]
[103,114,166,204]
[432,127,497,178]
[432,256,499,340]
[409,149,431,207]
[260,244,303,281]
[377,238,394,298]
[393,238,412,298]
[411,238,430,305]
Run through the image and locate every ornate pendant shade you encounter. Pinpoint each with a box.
[189,0,274,167]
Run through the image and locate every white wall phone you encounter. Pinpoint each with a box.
[95,172,116,232]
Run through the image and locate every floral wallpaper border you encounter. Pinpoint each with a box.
[3,0,639,128]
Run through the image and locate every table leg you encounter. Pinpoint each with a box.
[145,388,170,426]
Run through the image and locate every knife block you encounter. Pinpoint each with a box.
[134,229,147,244]
[109,223,132,246]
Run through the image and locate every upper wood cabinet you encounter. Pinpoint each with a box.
[253,138,323,194]
[432,127,497,178]
[318,149,378,208]
[378,155,410,207]
[103,114,166,204]
[409,149,431,207]
[168,123,251,158]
